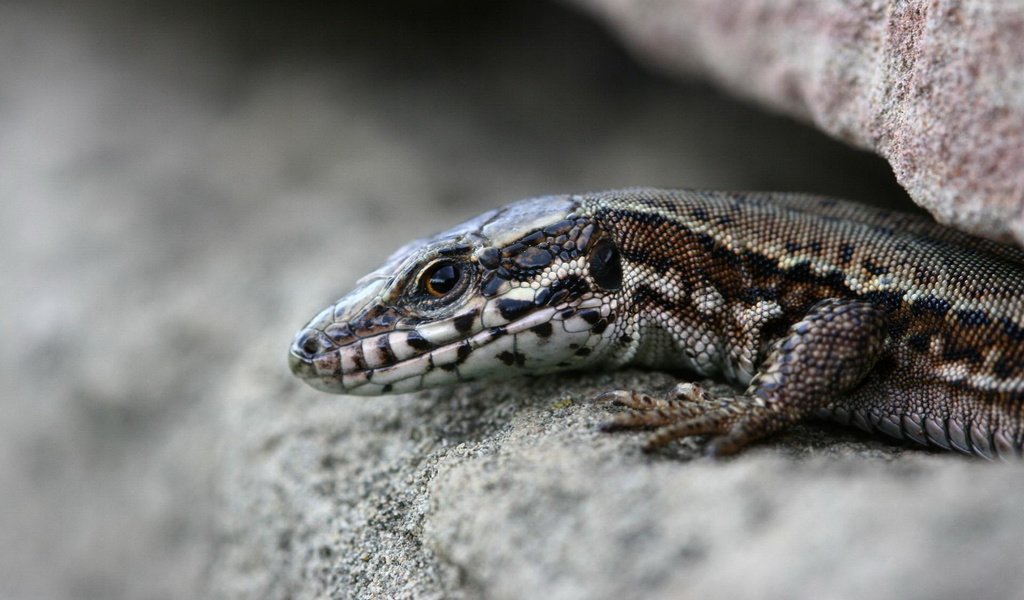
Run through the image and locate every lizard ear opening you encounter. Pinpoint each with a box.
[588,238,623,291]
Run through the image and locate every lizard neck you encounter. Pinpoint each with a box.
[589,200,763,386]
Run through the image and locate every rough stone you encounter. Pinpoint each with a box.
[570,0,1024,243]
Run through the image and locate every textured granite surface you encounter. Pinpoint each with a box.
[571,0,1024,243]
[5,2,1022,599]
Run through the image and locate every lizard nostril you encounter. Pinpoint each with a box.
[293,328,329,359]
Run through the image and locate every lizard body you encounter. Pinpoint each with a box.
[289,189,1024,458]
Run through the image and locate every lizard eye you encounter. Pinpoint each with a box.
[588,238,622,291]
[419,261,463,298]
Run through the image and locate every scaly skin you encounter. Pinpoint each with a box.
[289,189,1024,458]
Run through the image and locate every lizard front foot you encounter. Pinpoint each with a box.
[597,299,890,456]
[598,383,771,456]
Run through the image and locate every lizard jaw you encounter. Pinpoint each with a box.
[289,302,609,395]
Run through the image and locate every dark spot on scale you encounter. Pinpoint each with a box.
[556,361,572,368]
[547,275,590,302]
[502,242,525,257]
[548,288,570,306]
[911,295,950,316]
[452,310,478,333]
[456,341,473,363]
[887,315,910,339]
[578,309,601,325]
[496,298,534,321]
[1001,318,1024,342]
[375,335,396,364]
[324,322,353,343]
[994,357,1017,379]
[712,244,741,267]
[406,330,434,352]
[591,320,608,334]
[619,334,632,344]
[497,350,526,367]
[488,326,507,338]
[575,347,592,357]
[691,207,708,221]
[742,286,779,303]
[476,247,501,269]
[575,224,595,251]
[838,243,855,265]
[544,219,575,236]
[695,232,716,251]
[955,309,991,327]
[482,274,507,297]
[561,308,576,319]
[362,305,399,329]
[439,363,459,372]
[530,322,553,337]
[820,270,847,290]
[862,259,890,275]
[906,332,930,352]
[784,262,815,283]
[784,241,801,253]
[863,290,903,312]
[382,384,393,393]
[569,343,580,349]
[437,243,471,256]
[746,252,781,276]
[514,247,554,269]
[534,287,552,306]
[942,343,982,364]
[519,231,544,245]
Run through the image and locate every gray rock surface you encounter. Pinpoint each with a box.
[570,0,1024,244]
[5,2,1023,599]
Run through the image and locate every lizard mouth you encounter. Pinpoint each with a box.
[289,304,576,395]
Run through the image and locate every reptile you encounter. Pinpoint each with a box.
[288,188,1024,459]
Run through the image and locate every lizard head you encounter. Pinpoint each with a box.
[289,194,628,394]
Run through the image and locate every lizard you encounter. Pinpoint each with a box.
[288,188,1024,459]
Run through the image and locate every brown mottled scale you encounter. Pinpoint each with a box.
[583,190,1024,459]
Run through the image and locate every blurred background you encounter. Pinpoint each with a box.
[1,0,912,598]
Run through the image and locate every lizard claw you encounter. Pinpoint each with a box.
[597,384,774,455]
[595,390,666,411]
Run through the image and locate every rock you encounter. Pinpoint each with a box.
[222,353,1024,599]
[569,0,1024,243]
